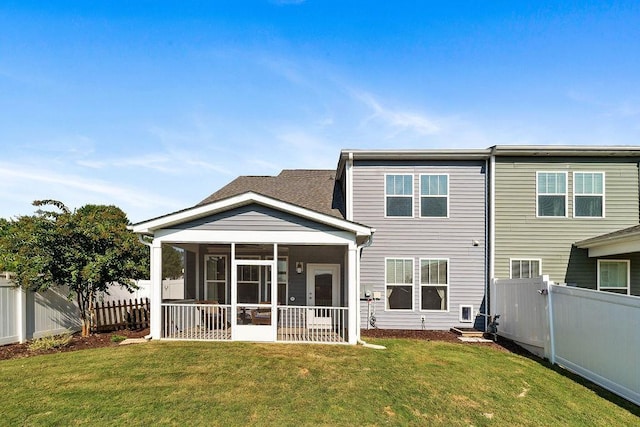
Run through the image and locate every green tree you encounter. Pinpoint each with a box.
[162,245,184,279]
[0,200,149,336]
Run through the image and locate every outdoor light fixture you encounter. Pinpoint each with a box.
[296,262,304,274]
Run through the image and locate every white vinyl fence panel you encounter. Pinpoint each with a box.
[0,279,20,345]
[492,276,640,406]
[98,279,182,303]
[551,286,640,407]
[490,276,549,356]
[0,277,80,345]
[99,280,152,303]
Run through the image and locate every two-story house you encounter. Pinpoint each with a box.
[131,145,640,344]
[336,149,488,331]
[490,146,640,296]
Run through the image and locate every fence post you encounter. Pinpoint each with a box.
[545,277,556,365]
[17,286,27,343]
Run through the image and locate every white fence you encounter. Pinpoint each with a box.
[0,277,81,345]
[98,279,183,303]
[491,276,640,406]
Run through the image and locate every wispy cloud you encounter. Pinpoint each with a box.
[270,0,306,5]
[351,90,441,136]
[0,162,180,220]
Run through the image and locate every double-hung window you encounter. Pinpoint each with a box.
[237,257,261,303]
[598,260,630,295]
[537,172,567,217]
[574,172,604,218]
[510,259,541,279]
[385,258,413,310]
[385,174,413,217]
[420,174,448,217]
[420,259,448,311]
[205,255,227,303]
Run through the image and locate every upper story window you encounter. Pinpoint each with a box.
[537,172,567,217]
[385,174,413,217]
[420,174,448,217]
[385,258,413,310]
[574,172,604,218]
[510,259,541,279]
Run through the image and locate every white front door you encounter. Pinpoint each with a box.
[307,264,340,307]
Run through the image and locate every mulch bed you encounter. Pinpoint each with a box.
[0,329,149,361]
[361,328,531,355]
[0,328,530,361]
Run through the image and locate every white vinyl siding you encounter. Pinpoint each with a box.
[385,258,414,310]
[420,174,449,217]
[537,172,567,217]
[420,259,448,311]
[574,172,605,218]
[598,260,630,295]
[385,174,413,217]
[510,258,542,279]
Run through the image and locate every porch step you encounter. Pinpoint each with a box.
[450,327,485,338]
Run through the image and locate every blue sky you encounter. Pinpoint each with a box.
[1,1,639,223]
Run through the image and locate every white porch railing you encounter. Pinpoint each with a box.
[277,306,348,343]
[161,302,348,343]
[162,303,232,341]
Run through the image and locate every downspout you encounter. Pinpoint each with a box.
[138,234,154,340]
[482,151,496,333]
[356,233,385,349]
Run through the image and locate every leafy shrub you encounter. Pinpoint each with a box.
[28,334,73,351]
[110,334,127,343]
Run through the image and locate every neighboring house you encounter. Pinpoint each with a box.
[336,150,488,331]
[490,146,640,296]
[130,145,640,344]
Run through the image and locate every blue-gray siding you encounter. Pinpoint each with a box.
[174,204,339,233]
[352,160,487,330]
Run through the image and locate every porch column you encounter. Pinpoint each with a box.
[347,244,358,344]
[150,240,163,339]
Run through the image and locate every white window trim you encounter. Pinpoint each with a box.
[459,305,474,323]
[573,171,605,219]
[384,257,414,311]
[265,255,289,305]
[509,258,542,279]
[597,259,630,295]
[419,258,449,312]
[204,254,227,302]
[236,255,262,301]
[419,173,450,219]
[384,173,415,218]
[536,171,568,218]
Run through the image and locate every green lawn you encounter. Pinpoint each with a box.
[1,338,638,426]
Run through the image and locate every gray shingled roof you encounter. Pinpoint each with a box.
[197,169,345,219]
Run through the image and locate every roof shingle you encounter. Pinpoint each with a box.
[197,169,344,218]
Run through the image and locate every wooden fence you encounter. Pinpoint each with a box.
[92,298,150,332]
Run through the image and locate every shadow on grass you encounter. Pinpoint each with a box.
[495,336,640,417]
